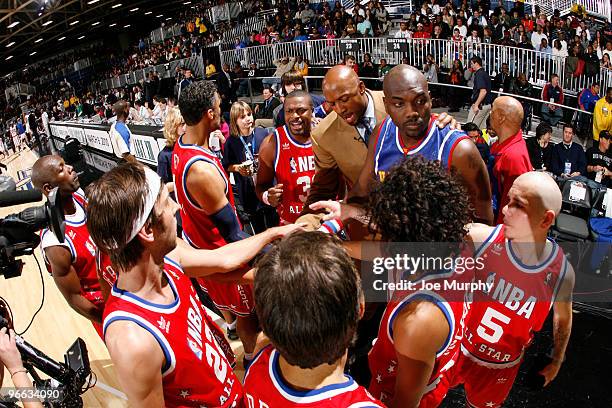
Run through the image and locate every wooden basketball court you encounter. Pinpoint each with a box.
[0,150,245,407]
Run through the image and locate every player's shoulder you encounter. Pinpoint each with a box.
[466,223,499,245]
[392,299,449,353]
[311,111,343,141]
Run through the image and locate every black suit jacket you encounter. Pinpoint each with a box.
[256,97,281,120]
[216,71,237,110]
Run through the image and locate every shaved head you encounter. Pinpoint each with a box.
[490,96,524,142]
[31,155,63,190]
[322,65,368,126]
[513,172,562,216]
[383,65,429,97]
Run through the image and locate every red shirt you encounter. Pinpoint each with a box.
[490,131,533,224]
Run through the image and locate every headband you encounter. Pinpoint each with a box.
[127,167,162,243]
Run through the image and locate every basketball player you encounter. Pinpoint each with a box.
[453,172,574,408]
[312,157,474,407]
[244,232,384,407]
[172,80,259,364]
[87,162,247,407]
[349,65,493,225]
[256,90,316,224]
[31,155,115,337]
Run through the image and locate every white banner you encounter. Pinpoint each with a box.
[65,126,87,146]
[82,150,118,174]
[83,128,114,154]
[49,124,69,140]
[131,134,161,165]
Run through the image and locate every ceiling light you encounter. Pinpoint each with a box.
[156,14,163,18]
[183,1,192,4]
[109,23,116,27]
[111,3,122,9]
[6,42,15,48]
[78,35,85,39]
[42,20,53,26]
[124,24,130,28]
[92,21,100,26]
[34,38,43,43]
[130,7,139,12]
[70,20,79,26]
[7,22,20,28]
[58,36,66,41]
[165,17,171,20]
[30,51,37,56]
[87,0,100,4]
[144,11,152,15]
[5,55,13,60]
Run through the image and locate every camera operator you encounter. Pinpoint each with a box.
[31,155,116,338]
[0,328,43,408]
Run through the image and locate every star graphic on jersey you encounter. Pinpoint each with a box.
[387,365,395,373]
[179,389,190,398]
[497,377,507,384]
[485,402,495,407]
[376,374,382,383]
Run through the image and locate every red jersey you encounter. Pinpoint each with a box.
[461,225,568,366]
[172,136,254,316]
[173,136,237,250]
[244,346,384,407]
[40,190,105,310]
[103,257,243,408]
[273,125,315,224]
[368,270,470,406]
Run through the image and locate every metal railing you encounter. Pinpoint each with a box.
[220,37,612,96]
[95,54,204,92]
[525,0,611,22]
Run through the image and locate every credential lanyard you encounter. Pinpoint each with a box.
[240,133,256,161]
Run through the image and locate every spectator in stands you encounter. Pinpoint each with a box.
[253,86,281,128]
[360,53,377,78]
[447,59,465,112]
[464,122,490,164]
[493,63,513,91]
[109,100,134,161]
[586,130,612,186]
[343,54,359,73]
[593,87,612,141]
[153,98,168,122]
[395,21,412,39]
[584,45,601,78]
[537,38,552,56]
[274,72,324,127]
[577,83,600,139]
[413,23,431,39]
[223,101,274,233]
[356,15,372,37]
[540,74,564,126]
[551,124,586,178]
[453,17,467,38]
[264,56,295,90]
[378,59,391,79]
[217,63,237,114]
[489,96,532,223]
[294,55,309,77]
[233,63,249,97]
[468,56,493,128]
[205,59,217,79]
[531,24,548,49]
[178,68,193,100]
[526,122,554,171]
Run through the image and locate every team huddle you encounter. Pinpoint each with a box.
[27,64,574,408]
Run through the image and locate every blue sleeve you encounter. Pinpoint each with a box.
[156,149,172,183]
[210,203,249,242]
[577,146,587,176]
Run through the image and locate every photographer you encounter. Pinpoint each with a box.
[0,328,43,408]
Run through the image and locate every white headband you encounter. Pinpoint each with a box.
[127,167,162,243]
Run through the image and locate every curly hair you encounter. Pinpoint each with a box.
[178,80,217,126]
[368,156,472,243]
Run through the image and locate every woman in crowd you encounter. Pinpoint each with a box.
[447,59,465,112]
[360,53,377,80]
[157,106,184,231]
[526,123,554,172]
[222,101,276,234]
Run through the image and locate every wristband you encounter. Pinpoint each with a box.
[318,218,344,235]
[10,368,27,378]
[262,190,271,206]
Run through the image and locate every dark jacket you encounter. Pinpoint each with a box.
[216,70,237,110]
[550,142,587,176]
[256,97,281,120]
[526,137,553,171]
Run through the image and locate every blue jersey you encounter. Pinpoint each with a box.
[373,115,469,182]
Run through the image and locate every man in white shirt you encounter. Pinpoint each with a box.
[531,25,548,49]
[467,10,488,27]
[109,101,135,161]
[395,21,412,39]
[453,18,467,38]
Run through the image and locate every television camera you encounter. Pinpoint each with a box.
[0,187,93,407]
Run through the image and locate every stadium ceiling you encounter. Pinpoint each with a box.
[1,0,193,76]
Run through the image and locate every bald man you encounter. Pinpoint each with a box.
[489,96,533,224]
[297,65,456,229]
[32,155,113,337]
[451,171,574,408]
[347,65,493,225]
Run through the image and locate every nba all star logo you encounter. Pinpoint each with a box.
[290,157,297,173]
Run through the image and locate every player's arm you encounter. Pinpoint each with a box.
[451,139,494,225]
[44,246,103,324]
[540,262,575,386]
[390,302,450,408]
[186,161,244,243]
[255,133,283,207]
[105,321,165,407]
[170,223,303,277]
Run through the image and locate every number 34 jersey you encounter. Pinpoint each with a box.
[462,225,569,366]
[273,125,315,224]
[103,257,242,408]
